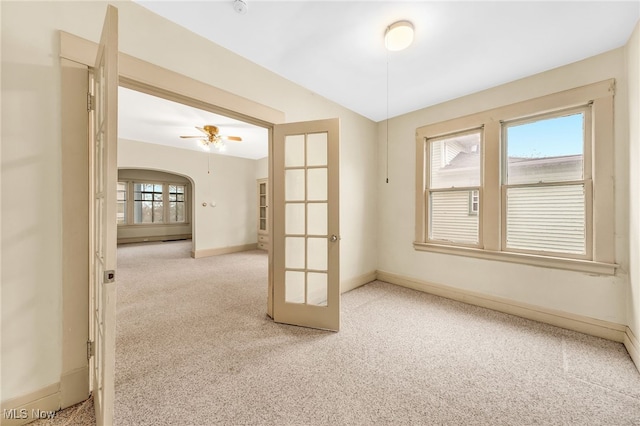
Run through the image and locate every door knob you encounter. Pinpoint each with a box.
[330,235,339,242]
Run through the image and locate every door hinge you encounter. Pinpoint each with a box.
[87,93,95,111]
[87,340,95,359]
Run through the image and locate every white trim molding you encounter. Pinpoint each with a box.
[0,383,61,426]
[341,271,377,294]
[192,243,258,259]
[377,270,627,343]
[625,327,640,373]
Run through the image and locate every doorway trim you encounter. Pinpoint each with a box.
[59,30,284,409]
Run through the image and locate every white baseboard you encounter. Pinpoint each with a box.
[1,383,61,425]
[60,366,89,410]
[376,270,627,344]
[192,243,259,258]
[341,271,376,293]
[624,327,640,373]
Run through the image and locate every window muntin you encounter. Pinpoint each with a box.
[502,108,589,257]
[427,130,482,245]
[133,183,164,224]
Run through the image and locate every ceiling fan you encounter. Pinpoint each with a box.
[180,125,242,151]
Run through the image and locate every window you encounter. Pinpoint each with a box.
[117,182,127,224]
[415,80,616,274]
[168,184,186,223]
[134,183,164,224]
[118,180,189,226]
[427,130,482,245]
[503,109,588,256]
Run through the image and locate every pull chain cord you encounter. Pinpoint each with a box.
[386,49,390,184]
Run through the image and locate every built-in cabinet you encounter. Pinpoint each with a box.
[257,178,269,250]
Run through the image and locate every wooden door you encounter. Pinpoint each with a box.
[89,5,118,425]
[272,119,340,331]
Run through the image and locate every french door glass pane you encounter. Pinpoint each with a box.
[307,168,327,201]
[307,132,327,166]
[430,131,481,189]
[285,237,305,269]
[307,238,327,270]
[285,203,305,235]
[307,273,328,306]
[506,184,585,254]
[307,203,327,235]
[506,113,584,184]
[285,169,305,201]
[285,271,305,304]
[285,134,305,167]
[429,190,479,244]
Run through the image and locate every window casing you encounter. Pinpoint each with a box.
[414,80,616,275]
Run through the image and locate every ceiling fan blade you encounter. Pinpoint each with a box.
[180,135,205,139]
[196,126,209,135]
[221,135,242,142]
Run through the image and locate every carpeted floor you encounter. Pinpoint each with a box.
[42,240,640,425]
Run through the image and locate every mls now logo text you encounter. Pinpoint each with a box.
[3,408,57,420]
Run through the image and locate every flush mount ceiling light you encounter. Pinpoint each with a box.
[384,20,414,51]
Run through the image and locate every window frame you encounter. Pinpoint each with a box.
[414,79,616,275]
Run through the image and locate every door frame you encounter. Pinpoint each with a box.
[59,30,285,408]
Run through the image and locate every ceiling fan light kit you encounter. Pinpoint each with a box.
[180,124,242,152]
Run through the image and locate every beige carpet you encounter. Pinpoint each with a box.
[42,240,640,425]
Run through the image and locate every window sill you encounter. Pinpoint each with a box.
[413,242,617,276]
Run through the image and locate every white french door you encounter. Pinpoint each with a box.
[272,119,340,331]
[89,5,118,425]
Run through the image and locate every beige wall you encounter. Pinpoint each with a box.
[118,139,258,252]
[1,0,377,403]
[627,21,640,342]
[377,48,630,325]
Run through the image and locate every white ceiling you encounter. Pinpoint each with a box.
[118,87,269,159]
[121,1,639,158]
